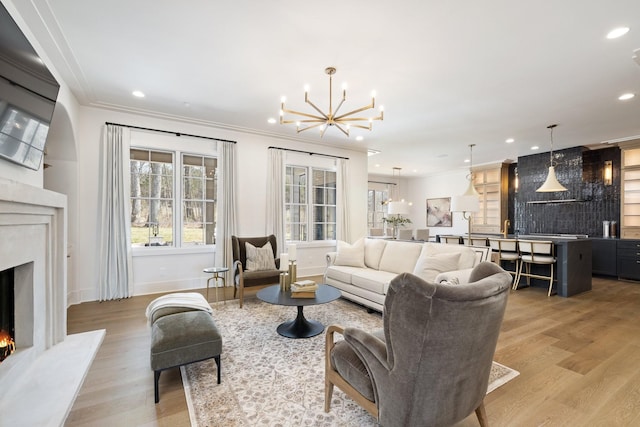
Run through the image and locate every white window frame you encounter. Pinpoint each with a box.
[129,131,218,255]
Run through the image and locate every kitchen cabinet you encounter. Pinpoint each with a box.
[471,163,508,234]
[591,238,617,276]
[620,142,640,239]
[617,239,640,281]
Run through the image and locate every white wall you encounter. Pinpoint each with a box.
[403,169,472,238]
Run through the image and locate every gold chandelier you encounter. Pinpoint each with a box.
[279,67,383,137]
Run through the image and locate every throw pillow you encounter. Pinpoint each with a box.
[413,252,461,283]
[334,238,366,268]
[245,241,276,271]
[364,238,387,270]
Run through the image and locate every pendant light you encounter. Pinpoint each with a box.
[451,144,480,245]
[536,124,568,192]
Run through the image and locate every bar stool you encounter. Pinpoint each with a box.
[441,235,462,245]
[203,266,229,303]
[464,237,488,246]
[488,238,521,285]
[515,240,556,296]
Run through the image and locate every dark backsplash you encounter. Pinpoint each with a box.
[510,146,620,237]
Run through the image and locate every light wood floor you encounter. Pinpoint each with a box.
[65,276,640,426]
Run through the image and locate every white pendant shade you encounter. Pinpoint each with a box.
[451,194,479,213]
[461,179,480,197]
[536,166,568,192]
[387,200,409,215]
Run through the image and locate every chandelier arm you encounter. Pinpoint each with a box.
[280,118,325,125]
[281,108,326,120]
[333,103,377,121]
[305,99,330,120]
[297,122,328,133]
[346,123,373,131]
[333,123,350,137]
[332,98,347,117]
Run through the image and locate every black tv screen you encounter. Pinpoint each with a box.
[0,2,60,170]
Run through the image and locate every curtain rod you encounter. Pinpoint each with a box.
[268,146,348,160]
[368,180,397,186]
[105,122,237,143]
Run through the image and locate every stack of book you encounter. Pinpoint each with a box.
[290,279,318,298]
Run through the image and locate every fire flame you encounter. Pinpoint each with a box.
[0,329,16,362]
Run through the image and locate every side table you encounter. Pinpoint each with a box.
[203,267,229,303]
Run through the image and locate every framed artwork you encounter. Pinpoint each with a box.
[426,197,452,227]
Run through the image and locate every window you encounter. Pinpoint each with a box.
[182,154,217,246]
[129,148,217,247]
[367,189,389,229]
[285,166,336,242]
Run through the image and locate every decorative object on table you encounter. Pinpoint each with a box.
[279,272,288,292]
[291,279,318,298]
[382,214,412,239]
[279,66,383,137]
[536,124,568,192]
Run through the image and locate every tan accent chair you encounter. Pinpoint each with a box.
[415,228,430,241]
[488,238,521,285]
[369,228,384,236]
[325,262,512,426]
[397,228,414,240]
[231,235,281,308]
[515,239,556,296]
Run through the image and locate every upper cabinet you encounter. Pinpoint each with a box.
[621,142,640,239]
[471,163,509,234]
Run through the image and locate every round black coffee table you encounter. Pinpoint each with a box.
[256,284,341,338]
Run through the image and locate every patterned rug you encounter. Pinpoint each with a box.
[181,296,519,426]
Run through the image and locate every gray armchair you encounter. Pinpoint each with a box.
[231,235,281,308]
[325,262,512,426]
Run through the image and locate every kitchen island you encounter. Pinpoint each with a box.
[516,234,592,297]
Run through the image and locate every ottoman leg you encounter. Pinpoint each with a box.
[154,370,161,403]
[214,355,221,384]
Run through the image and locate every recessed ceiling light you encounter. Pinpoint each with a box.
[375,164,381,167]
[464,159,470,163]
[606,27,630,39]
[268,118,276,124]
[356,136,364,142]
[367,149,380,156]
[619,93,635,101]
[132,90,145,98]
[531,146,539,150]
[505,138,515,143]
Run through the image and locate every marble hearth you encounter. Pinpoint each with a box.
[0,177,104,426]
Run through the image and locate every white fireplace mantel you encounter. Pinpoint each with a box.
[0,177,104,426]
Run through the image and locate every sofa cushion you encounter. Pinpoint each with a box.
[413,252,461,282]
[364,238,387,270]
[378,241,423,274]
[423,242,476,269]
[334,238,366,268]
[351,269,398,294]
[245,241,276,271]
[326,265,365,284]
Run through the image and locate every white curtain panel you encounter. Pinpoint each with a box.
[337,158,351,242]
[98,124,133,300]
[216,141,238,280]
[266,148,285,253]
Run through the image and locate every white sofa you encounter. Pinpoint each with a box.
[325,238,491,312]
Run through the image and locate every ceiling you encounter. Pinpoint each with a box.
[10,0,640,177]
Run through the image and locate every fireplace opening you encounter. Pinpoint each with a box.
[0,267,15,362]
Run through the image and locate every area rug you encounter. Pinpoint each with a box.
[181,297,519,426]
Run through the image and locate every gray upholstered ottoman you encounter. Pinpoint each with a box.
[150,310,222,403]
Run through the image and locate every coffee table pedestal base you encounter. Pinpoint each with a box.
[276,306,323,338]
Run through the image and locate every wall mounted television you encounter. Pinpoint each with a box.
[0,2,60,170]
